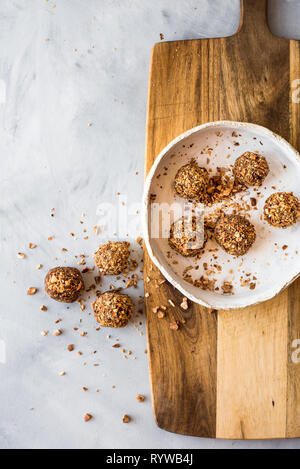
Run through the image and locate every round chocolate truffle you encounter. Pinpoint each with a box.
[264,192,300,228]
[214,214,256,256]
[92,292,133,328]
[174,161,209,202]
[94,241,130,275]
[169,216,208,257]
[234,152,269,186]
[44,267,84,303]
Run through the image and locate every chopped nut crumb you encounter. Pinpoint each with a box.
[180,297,188,310]
[136,394,145,402]
[84,413,93,422]
[122,414,131,423]
[170,321,180,330]
[221,281,234,294]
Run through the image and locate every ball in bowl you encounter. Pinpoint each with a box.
[174,160,209,202]
[214,214,256,256]
[234,152,269,186]
[264,192,300,228]
[169,216,208,257]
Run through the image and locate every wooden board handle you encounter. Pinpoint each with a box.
[239,0,270,37]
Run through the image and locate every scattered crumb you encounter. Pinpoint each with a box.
[180,297,188,310]
[169,321,180,331]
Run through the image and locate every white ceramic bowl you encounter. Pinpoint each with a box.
[143,121,300,309]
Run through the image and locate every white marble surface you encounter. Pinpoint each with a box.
[1,0,300,450]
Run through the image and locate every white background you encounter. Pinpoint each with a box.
[1,0,300,449]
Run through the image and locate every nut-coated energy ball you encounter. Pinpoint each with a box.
[169,216,207,257]
[234,152,269,186]
[214,214,256,256]
[44,267,84,303]
[264,192,300,228]
[174,161,209,202]
[94,241,130,275]
[92,292,133,328]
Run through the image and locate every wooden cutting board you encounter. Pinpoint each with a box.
[144,0,300,439]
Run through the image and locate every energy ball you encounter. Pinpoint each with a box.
[214,214,256,256]
[92,291,133,328]
[174,161,209,202]
[264,192,300,228]
[44,267,84,303]
[234,152,269,186]
[94,241,130,275]
[169,216,208,257]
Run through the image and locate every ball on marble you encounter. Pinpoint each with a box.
[92,291,133,328]
[94,241,130,275]
[44,266,84,303]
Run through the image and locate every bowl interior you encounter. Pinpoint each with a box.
[144,122,300,309]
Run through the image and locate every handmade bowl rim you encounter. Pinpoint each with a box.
[143,120,300,309]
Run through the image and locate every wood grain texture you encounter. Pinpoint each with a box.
[144,0,300,438]
[217,293,289,439]
[286,40,300,438]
